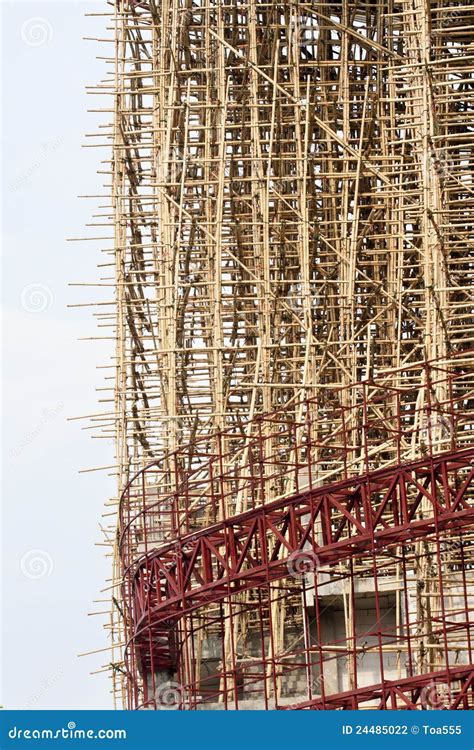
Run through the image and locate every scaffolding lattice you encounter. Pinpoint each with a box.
[84,0,474,709]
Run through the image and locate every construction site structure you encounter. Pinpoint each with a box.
[84,0,474,709]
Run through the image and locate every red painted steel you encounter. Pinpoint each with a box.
[285,665,474,710]
[119,356,474,709]
[131,449,474,631]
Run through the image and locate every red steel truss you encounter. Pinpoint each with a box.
[119,356,474,709]
[285,666,474,710]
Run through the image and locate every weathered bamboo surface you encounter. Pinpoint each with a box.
[83,0,474,706]
[103,0,474,476]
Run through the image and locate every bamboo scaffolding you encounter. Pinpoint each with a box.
[79,0,474,708]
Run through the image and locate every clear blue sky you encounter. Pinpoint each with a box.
[2,0,116,708]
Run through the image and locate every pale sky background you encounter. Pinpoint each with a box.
[2,0,117,708]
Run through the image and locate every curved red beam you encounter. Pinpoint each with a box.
[123,448,474,675]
